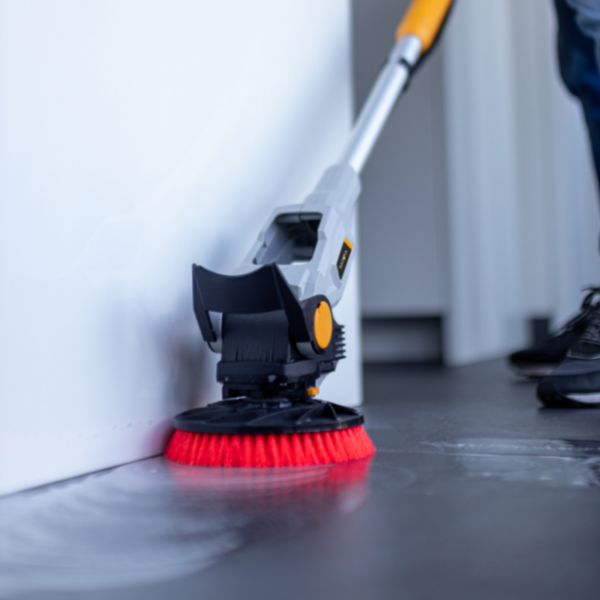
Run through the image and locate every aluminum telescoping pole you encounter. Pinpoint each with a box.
[340,0,454,174]
[339,35,422,174]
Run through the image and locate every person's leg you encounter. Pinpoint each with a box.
[534,1,600,404]
[510,1,600,386]
[556,0,600,187]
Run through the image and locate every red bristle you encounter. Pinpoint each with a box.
[164,425,375,467]
[254,435,267,467]
[303,431,319,465]
[223,434,238,467]
[291,433,306,465]
[333,430,349,462]
[218,434,230,465]
[311,431,328,462]
[242,434,255,466]
[267,435,280,467]
[191,428,203,457]
[323,430,339,461]
[279,433,293,466]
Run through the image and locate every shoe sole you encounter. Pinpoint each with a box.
[509,363,558,379]
[537,382,600,408]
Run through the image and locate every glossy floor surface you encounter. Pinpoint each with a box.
[2,360,600,599]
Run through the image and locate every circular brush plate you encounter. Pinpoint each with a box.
[173,398,364,434]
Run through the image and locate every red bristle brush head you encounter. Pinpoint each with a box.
[164,425,375,468]
[164,398,375,468]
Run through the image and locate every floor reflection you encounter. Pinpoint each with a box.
[422,439,600,487]
[0,457,371,596]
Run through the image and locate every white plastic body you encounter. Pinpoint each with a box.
[233,35,423,311]
[226,35,423,338]
[235,164,360,307]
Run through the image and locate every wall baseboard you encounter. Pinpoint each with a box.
[362,316,443,364]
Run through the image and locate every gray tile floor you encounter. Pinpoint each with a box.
[2,360,600,600]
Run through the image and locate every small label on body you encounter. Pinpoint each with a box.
[336,238,353,279]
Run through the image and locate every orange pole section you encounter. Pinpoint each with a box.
[395,0,454,52]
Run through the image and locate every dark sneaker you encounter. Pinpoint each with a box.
[537,303,600,407]
[508,287,600,379]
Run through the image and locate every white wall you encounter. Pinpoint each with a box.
[0,0,358,496]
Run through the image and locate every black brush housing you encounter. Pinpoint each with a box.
[177,262,364,435]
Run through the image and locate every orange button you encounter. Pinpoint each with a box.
[313,301,333,349]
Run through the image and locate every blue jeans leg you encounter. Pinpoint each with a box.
[554,0,600,189]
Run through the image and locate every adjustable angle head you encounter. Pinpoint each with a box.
[191,263,346,402]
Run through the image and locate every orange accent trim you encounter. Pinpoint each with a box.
[344,237,354,250]
[395,0,453,52]
[307,387,320,397]
[313,301,333,349]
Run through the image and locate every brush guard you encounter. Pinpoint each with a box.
[193,263,346,401]
[174,397,363,435]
